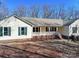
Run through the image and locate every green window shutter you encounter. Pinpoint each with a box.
[46,27,49,32]
[0,27,3,36]
[4,27,8,36]
[18,27,27,35]
[18,27,20,36]
[24,27,27,35]
[9,27,11,36]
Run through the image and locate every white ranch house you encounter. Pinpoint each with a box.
[0,16,78,40]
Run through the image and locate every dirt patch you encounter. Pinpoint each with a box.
[0,40,78,58]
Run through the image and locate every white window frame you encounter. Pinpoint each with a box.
[72,27,77,33]
[0,27,11,36]
[3,27,11,36]
[18,27,27,36]
[33,27,40,32]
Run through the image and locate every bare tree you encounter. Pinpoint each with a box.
[13,4,26,17]
[29,5,40,18]
[50,6,59,19]
[42,5,53,18]
[55,5,66,19]
[65,7,76,20]
[0,0,9,20]
[74,10,79,19]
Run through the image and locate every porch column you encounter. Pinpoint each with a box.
[39,27,41,32]
[56,27,58,31]
[49,27,50,32]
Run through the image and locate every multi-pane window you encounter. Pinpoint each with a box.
[33,27,35,32]
[33,27,40,32]
[18,27,27,35]
[4,27,11,36]
[46,27,56,32]
[4,27,8,36]
[46,27,49,32]
[0,27,11,36]
[72,27,77,33]
[50,27,56,31]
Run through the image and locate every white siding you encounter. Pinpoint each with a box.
[69,19,79,36]
[0,16,32,40]
[32,32,56,36]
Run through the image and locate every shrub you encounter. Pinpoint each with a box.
[69,35,77,41]
[76,36,79,41]
[62,35,69,39]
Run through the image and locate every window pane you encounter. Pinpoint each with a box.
[36,27,39,32]
[50,27,56,31]
[0,27,3,36]
[4,27,11,36]
[18,27,27,35]
[21,27,25,35]
[33,27,35,32]
[24,27,27,35]
[4,27,8,36]
[33,27,40,32]
[46,27,49,32]
[72,27,77,33]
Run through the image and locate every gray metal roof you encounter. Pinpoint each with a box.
[63,20,76,26]
[0,16,76,27]
[17,16,77,26]
[16,16,64,27]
